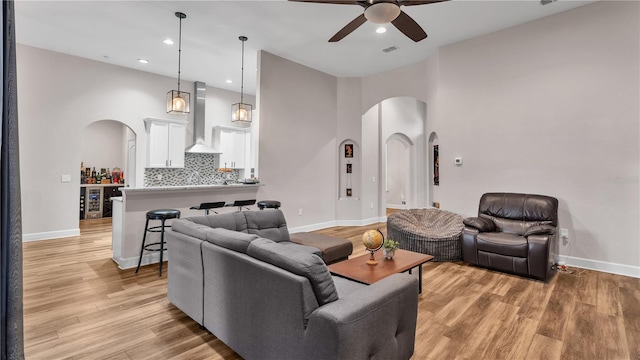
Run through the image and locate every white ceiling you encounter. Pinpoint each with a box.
[14,0,595,95]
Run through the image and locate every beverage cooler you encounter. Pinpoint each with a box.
[84,187,103,219]
[80,185,123,219]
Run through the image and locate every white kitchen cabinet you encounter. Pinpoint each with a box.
[144,118,188,168]
[215,126,251,169]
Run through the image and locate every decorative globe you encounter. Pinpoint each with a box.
[362,229,384,252]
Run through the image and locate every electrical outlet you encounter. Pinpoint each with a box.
[60,174,71,182]
[298,208,302,216]
[372,176,376,183]
[370,202,374,209]
[156,174,162,180]
[560,228,569,246]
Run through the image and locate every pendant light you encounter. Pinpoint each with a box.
[167,12,190,114]
[231,36,252,123]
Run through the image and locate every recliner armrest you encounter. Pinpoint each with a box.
[463,217,495,232]
[523,224,556,237]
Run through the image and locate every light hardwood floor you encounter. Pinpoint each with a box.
[23,218,640,359]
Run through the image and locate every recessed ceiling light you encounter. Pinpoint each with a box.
[226,80,233,84]
[137,58,149,64]
[376,27,387,34]
[163,38,174,45]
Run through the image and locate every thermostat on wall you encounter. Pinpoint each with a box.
[454,157,463,165]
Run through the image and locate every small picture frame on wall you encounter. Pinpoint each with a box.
[346,163,352,174]
[345,144,354,158]
[433,145,440,186]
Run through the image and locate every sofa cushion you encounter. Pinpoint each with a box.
[476,232,528,257]
[247,238,338,306]
[290,232,353,264]
[206,228,259,254]
[244,210,290,242]
[171,219,214,240]
[277,241,323,258]
[182,212,248,233]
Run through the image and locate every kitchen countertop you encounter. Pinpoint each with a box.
[120,183,262,193]
[80,183,124,187]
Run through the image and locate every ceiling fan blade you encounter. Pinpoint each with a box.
[399,0,449,6]
[329,14,367,42]
[288,0,362,5]
[391,10,427,42]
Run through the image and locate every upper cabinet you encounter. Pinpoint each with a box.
[144,118,188,168]
[214,126,251,169]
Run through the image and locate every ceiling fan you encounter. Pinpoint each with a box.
[289,0,449,42]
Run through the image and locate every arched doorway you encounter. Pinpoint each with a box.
[385,133,413,210]
[360,97,426,220]
[80,119,136,223]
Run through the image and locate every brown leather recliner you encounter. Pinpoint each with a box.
[462,193,559,280]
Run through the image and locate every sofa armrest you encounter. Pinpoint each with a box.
[463,217,495,232]
[166,229,205,325]
[303,273,418,360]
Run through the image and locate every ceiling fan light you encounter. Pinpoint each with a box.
[364,3,401,24]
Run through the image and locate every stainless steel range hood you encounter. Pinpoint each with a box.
[185,81,220,154]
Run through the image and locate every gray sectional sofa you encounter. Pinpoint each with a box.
[165,210,419,360]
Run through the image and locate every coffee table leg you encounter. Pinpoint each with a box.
[407,266,422,294]
[418,264,423,294]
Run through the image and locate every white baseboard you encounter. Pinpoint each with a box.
[563,255,639,278]
[23,229,80,242]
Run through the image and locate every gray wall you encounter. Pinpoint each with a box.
[434,1,639,271]
[257,1,639,274]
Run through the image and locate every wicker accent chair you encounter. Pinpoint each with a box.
[387,209,464,261]
[462,192,559,280]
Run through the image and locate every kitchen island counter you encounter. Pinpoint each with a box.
[112,183,262,269]
[120,183,261,193]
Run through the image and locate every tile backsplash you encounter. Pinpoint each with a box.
[144,153,239,187]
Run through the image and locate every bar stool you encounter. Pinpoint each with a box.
[190,201,226,215]
[135,209,180,276]
[226,199,256,212]
[257,200,281,210]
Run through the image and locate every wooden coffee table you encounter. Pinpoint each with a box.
[328,249,434,293]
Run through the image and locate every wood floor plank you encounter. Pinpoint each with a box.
[560,302,597,359]
[597,271,623,316]
[536,275,575,341]
[620,287,640,359]
[525,334,563,360]
[22,217,636,360]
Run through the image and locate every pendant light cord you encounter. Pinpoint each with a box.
[239,36,247,104]
[176,12,186,93]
